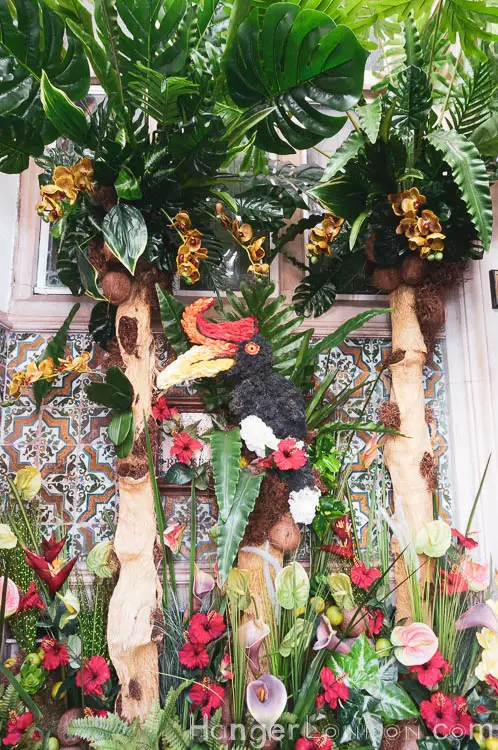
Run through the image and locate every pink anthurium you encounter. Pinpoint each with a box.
[0,577,20,617]
[163,519,186,554]
[456,602,498,633]
[391,622,438,666]
[246,674,287,731]
[313,615,355,654]
[238,619,270,673]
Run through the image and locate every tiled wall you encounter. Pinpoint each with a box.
[0,325,451,562]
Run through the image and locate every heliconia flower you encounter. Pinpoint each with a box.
[321,539,354,560]
[0,523,17,550]
[296,733,333,750]
[246,674,287,731]
[40,637,70,671]
[193,566,215,613]
[391,622,438,666]
[163,519,186,554]
[189,612,226,645]
[350,561,381,590]
[41,535,67,563]
[456,602,498,633]
[170,432,202,464]
[451,527,478,550]
[409,650,451,688]
[313,615,355,654]
[23,539,78,599]
[14,466,41,500]
[220,652,234,681]
[272,439,307,471]
[152,395,179,422]
[2,711,35,746]
[190,678,225,718]
[459,559,489,592]
[0,577,20,618]
[179,640,210,670]
[414,520,452,558]
[17,582,45,612]
[360,436,380,469]
[332,515,352,541]
[238,619,270,673]
[76,656,110,696]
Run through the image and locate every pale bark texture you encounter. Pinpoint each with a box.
[383,284,434,621]
[237,545,283,624]
[107,282,161,721]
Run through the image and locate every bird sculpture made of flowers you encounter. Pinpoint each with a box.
[157,298,321,525]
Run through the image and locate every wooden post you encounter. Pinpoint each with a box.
[107,282,161,721]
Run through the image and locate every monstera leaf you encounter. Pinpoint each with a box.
[225,3,367,154]
[0,116,43,173]
[0,0,89,150]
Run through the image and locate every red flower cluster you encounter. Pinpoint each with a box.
[179,612,226,670]
[152,396,179,422]
[190,678,225,718]
[366,608,384,636]
[296,732,333,750]
[351,561,381,590]
[332,515,352,541]
[2,712,40,746]
[75,656,110,696]
[170,432,202,464]
[410,651,451,688]
[441,568,468,595]
[486,674,498,694]
[420,692,473,737]
[316,667,349,710]
[40,637,70,671]
[321,539,354,560]
[17,582,45,612]
[257,438,307,472]
[452,528,478,550]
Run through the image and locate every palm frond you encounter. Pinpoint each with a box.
[128,66,198,124]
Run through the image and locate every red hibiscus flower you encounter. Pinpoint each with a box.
[17,581,45,612]
[190,678,225,718]
[76,656,110,696]
[152,396,179,422]
[410,651,451,688]
[315,694,326,710]
[441,568,468,595]
[2,712,34,746]
[321,539,354,560]
[351,561,381,590]
[332,515,352,541]
[453,696,473,736]
[420,693,458,736]
[452,528,478,550]
[272,439,307,471]
[189,612,226,645]
[40,637,70,671]
[296,733,333,750]
[486,674,498,694]
[319,667,349,710]
[366,608,384,636]
[170,432,202,464]
[179,640,210,670]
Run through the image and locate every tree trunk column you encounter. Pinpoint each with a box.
[383,285,434,621]
[107,282,161,722]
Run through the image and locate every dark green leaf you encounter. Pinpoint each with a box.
[293,273,337,318]
[472,113,498,159]
[356,99,382,144]
[417,739,452,750]
[108,409,133,446]
[156,284,189,355]
[392,65,432,131]
[85,382,132,410]
[114,166,142,200]
[40,70,89,143]
[210,429,241,522]
[115,415,135,458]
[0,115,43,173]
[309,308,385,359]
[321,130,365,181]
[33,303,80,409]
[105,366,134,403]
[89,301,117,351]
[164,462,194,485]
[309,174,368,221]
[102,204,148,275]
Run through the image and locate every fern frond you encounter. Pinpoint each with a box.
[128,66,198,124]
[0,685,22,732]
[447,61,496,137]
[69,714,135,747]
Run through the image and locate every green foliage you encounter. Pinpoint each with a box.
[40,71,89,143]
[102,205,148,275]
[321,130,366,181]
[86,366,135,456]
[426,129,493,250]
[0,0,89,148]
[292,273,338,318]
[156,285,189,355]
[77,576,110,658]
[33,302,80,410]
[0,116,43,173]
[446,60,496,138]
[128,67,199,125]
[391,65,432,130]
[209,428,242,522]
[89,302,117,351]
[225,2,367,154]
[0,685,22,736]
[356,98,382,144]
[472,112,498,157]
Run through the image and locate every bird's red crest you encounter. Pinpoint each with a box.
[182,297,258,345]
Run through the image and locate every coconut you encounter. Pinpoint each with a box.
[57,709,83,746]
[101,270,133,305]
[269,513,301,552]
[415,286,446,335]
[372,266,401,293]
[400,255,428,286]
[339,607,369,637]
[381,718,424,750]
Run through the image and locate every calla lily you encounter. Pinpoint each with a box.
[246,674,287,731]
[57,590,80,629]
[313,615,355,654]
[23,537,78,599]
[163,519,186,554]
[0,524,17,550]
[194,565,215,612]
[0,577,20,617]
[238,619,270,673]
[391,622,438,666]
[456,602,498,633]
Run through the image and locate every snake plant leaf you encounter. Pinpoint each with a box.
[217,470,264,585]
[102,204,148,275]
[0,0,89,146]
[426,129,493,250]
[210,428,242,522]
[0,115,43,173]
[225,3,367,154]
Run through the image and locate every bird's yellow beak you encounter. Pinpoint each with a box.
[156,345,235,391]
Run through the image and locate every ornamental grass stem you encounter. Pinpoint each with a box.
[189,479,196,618]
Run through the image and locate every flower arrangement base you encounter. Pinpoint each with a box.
[380,718,425,750]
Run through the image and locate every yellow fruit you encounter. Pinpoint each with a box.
[47,739,60,750]
[326,606,343,626]
[51,681,67,700]
[485,738,498,750]
[310,597,326,614]
[474,729,487,750]
[25,652,42,667]
[375,638,392,656]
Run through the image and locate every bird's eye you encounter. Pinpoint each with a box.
[244,342,260,355]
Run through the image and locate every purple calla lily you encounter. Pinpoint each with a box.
[456,602,498,632]
[238,619,270,672]
[246,674,287,731]
[193,565,215,612]
[313,614,355,654]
